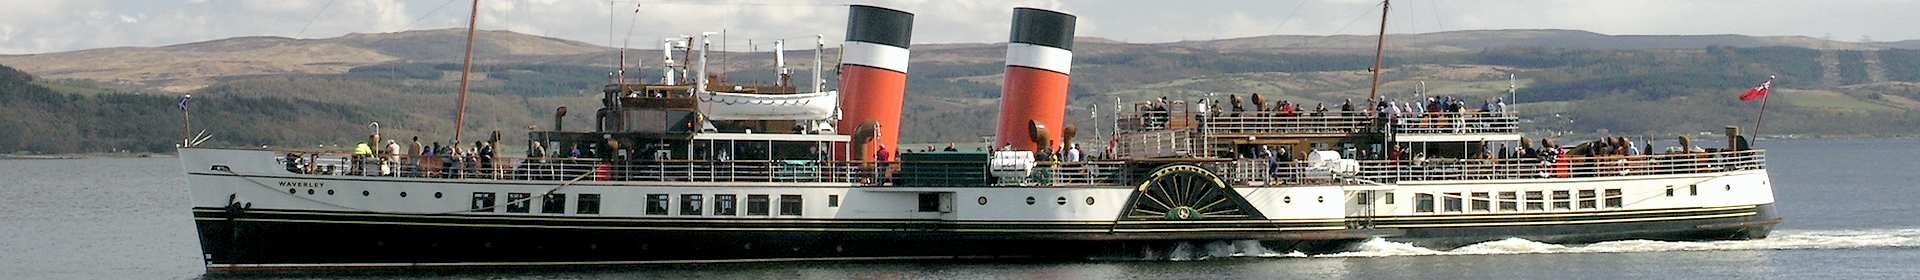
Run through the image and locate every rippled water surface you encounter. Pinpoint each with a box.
[2,139,1916,279]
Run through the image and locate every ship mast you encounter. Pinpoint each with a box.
[1365,0,1390,111]
[451,0,481,145]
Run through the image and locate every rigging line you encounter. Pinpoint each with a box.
[393,0,466,33]
[1280,1,1382,51]
[294,0,341,38]
[1268,0,1313,35]
[1426,0,1446,34]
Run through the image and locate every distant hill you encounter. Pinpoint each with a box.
[1169,29,1890,54]
[4,29,1920,153]
[2,29,1910,93]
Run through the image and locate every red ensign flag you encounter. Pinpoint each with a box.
[1740,78,1772,102]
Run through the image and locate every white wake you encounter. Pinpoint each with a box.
[1149,228,1920,260]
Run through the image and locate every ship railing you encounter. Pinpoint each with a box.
[271,151,1144,186]
[1387,112,1519,135]
[892,160,1132,187]
[1207,150,1766,185]
[275,153,879,184]
[1111,130,1199,159]
[1198,113,1375,136]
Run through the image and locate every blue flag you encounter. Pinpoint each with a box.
[176,95,191,111]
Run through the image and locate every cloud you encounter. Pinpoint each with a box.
[0,0,1916,54]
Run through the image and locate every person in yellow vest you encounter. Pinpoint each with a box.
[352,142,373,175]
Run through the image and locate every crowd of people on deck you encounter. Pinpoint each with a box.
[1134,93,1512,130]
[282,135,508,180]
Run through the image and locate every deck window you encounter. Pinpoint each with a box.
[470,192,496,212]
[1498,192,1518,211]
[1552,191,1572,210]
[747,195,771,216]
[1578,190,1598,209]
[1525,191,1545,211]
[1690,185,1699,196]
[1666,186,1675,197]
[577,194,600,215]
[1356,192,1371,205]
[646,194,669,215]
[681,194,704,216]
[505,193,531,213]
[715,194,738,216]
[779,195,804,216]
[918,193,942,212]
[1604,189,1624,208]
[829,194,841,207]
[1414,193,1434,213]
[1384,192,1395,204]
[1442,192,1463,212]
[541,194,566,214]
[1470,192,1490,212]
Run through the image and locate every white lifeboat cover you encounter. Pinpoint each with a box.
[697,90,839,121]
[990,151,1037,178]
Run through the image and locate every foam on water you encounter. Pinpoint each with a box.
[1303,228,1920,258]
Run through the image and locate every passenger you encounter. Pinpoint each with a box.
[875,144,892,182]
[1067,143,1083,162]
[1230,95,1245,114]
[1339,98,1355,117]
[384,140,401,176]
[284,152,302,173]
[943,143,959,152]
[1280,100,1297,117]
[1313,103,1328,117]
[478,141,496,177]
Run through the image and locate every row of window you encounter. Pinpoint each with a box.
[648,194,829,216]
[1407,189,1625,213]
[471,192,600,215]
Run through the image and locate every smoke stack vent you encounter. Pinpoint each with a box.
[994,7,1076,151]
[837,5,914,160]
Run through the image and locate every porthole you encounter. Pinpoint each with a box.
[1085,197,1095,205]
[362,190,371,197]
[1056,197,1068,205]
[977,196,988,205]
[400,192,408,198]
[307,189,315,195]
[1026,196,1036,205]
[288,188,297,194]
[1284,196,1292,203]
[1726,185,1732,191]
[434,192,444,199]
[1318,196,1325,203]
[326,189,334,195]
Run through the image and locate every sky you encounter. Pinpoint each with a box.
[1,0,1916,54]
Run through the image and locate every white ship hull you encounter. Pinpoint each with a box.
[179,147,1777,271]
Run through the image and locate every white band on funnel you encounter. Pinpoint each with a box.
[1005,43,1072,75]
[843,41,911,73]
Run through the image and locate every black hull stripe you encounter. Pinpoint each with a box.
[191,207,1342,225]
[207,256,1013,272]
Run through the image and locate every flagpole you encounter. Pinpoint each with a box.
[181,94,192,147]
[1750,75,1775,146]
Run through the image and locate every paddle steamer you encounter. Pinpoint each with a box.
[178,2,1777,272]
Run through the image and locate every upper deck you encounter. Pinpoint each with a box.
[1119,110,1521,141]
